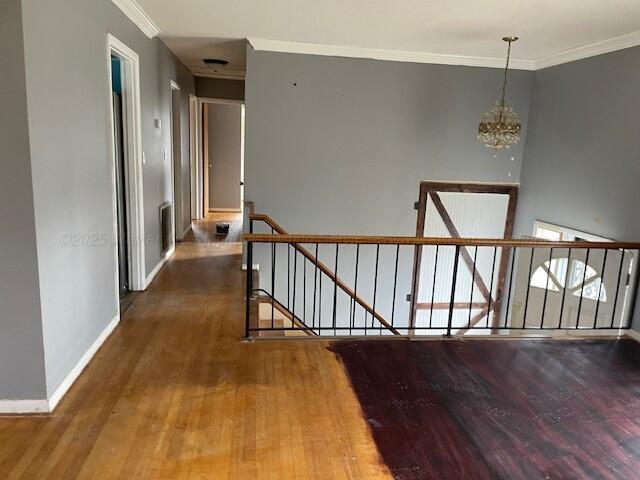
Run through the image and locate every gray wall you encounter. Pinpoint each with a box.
[516,45,640,330]
[196,77,245,101]
[208,103,243,210]
[245,48,532,329]
[245,49,532,236]
[0,0,47,400]
[18,0,195,397]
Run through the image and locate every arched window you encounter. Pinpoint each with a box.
[530,259,606,301]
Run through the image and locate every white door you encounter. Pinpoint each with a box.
[511,246,635,329]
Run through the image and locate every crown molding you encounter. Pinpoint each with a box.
[111,0,160,39]
[533,30,640,70]
[249,32,640,71]
[247,38,536,70]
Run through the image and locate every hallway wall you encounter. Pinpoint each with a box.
[16,0,196,400]
[0,0,47,402]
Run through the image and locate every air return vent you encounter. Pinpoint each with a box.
[160,202,173,255]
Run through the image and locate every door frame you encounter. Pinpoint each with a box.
[196,97,245,216]
[189,94,199,220]
[169,80,183,242]
[409,181,519,332]
[107,34,145,293]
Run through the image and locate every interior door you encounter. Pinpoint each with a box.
[411,183,518,334]
[207,103,243,211]
[511,246,635,329]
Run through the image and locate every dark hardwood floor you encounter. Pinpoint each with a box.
[330,339,640,480]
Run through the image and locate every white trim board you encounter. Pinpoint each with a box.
[144,246,175,289]
[108,34,146,292]
[0,399,49,415]
[0,314,121,414]
[210,208,242,213]
[626,329,640,343]
[248,31,640,71]
[111,0,160,38]
[248,37,536,70]
[48,314,120,411]
[534,31,640,70]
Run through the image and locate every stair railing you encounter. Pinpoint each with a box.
[245,218,640,339]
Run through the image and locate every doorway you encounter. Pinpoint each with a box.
[170,81,187,242]
[198,99,245,217]
[108,35,145,302]
[409,182,518,333]
[111,56,129,301]
[511,221,637,329]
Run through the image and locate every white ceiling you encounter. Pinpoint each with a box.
[134,0,640,77]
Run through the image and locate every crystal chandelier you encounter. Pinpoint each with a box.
[478,37,521,149]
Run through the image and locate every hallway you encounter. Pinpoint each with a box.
[0,214,388,479]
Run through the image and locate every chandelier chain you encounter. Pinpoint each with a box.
[499,39,513,121]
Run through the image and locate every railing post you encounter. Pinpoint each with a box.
[447,245,461,338]
[245,221,254,340]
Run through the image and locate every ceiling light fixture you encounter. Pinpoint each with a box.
[203,58,229,69]
[477,37,522,149]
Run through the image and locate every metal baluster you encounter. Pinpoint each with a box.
[610,249,625,329]
[468,246,478,327]
[430,245,439,329]
[287,244,291,309]
[312,243,319,330]
[292,248,298,325]
[271,227,275,328]
[353,245,360,334]
[522,247,535,329]
[487,246,497,329]
[372,244,380,333]
[558,248,571,329]
[576,248,591,329]
[540,247,553,329]
[332,244,339,336]
[245,237,253,339]
[505,247,516,329]
[391,245,400,329]
[447,246,461,337]
[593,249,608,329]
[319,265,322,331]
[303,251,307,326]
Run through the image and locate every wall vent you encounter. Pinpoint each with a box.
[160,202,173,255]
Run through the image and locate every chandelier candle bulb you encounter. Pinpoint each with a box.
[478,37,522,149]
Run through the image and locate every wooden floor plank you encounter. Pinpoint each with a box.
[0,213,389,480]
[331,338,640,480]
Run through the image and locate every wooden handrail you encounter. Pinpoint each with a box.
[245,232,640,250]
[249,214,401,335]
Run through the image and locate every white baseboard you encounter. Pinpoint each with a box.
[242,263,260,271]
[47,313,120,412]
[625,329,640,343]
[144,246,175,288]
[210,208,242,213]
[0,399,50,415]
[0,313,121,415]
